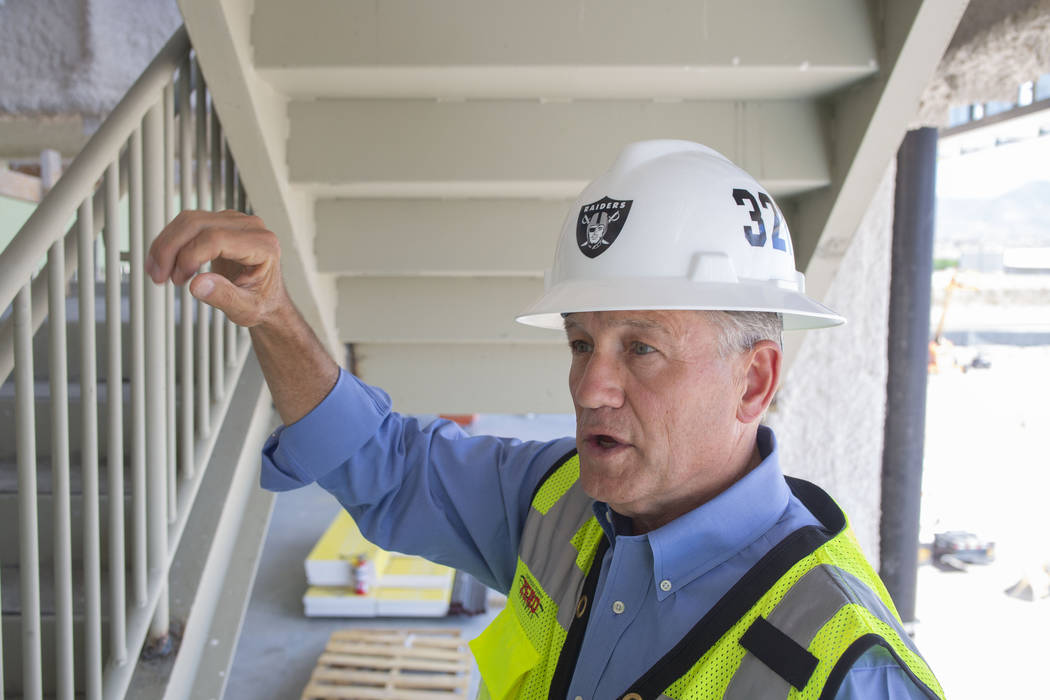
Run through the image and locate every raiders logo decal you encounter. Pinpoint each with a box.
[576,196,633,258]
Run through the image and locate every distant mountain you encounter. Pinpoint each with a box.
[936,180,1050,248]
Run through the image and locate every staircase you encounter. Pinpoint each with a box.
[180,0,968,414]
[0,27,277,700]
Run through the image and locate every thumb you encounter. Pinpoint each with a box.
[189,272,256,326]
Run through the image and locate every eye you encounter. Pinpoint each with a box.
[569,339,593,354]
[630,341,657,355]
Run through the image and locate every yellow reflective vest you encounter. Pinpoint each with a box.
[470,451,944,700]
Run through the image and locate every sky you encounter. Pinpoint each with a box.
[937,132,1050,200]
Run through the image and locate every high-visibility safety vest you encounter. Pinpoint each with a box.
[470,451,944,700]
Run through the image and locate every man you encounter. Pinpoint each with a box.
[147,140,943,699]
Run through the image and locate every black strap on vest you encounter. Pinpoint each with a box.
[739,616,819,690]
[547,535,610,699]
[613,478,846,700]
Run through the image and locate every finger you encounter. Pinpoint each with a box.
[169,226,279,286]
[189,272,261,326]
[147,210,262,284]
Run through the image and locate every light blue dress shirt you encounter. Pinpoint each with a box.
[262,369,933,699]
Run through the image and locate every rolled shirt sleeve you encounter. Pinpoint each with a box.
[261,369,392,490]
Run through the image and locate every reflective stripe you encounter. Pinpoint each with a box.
[726,564,919,698]
[822,566,920,658]
[519,479,598,629]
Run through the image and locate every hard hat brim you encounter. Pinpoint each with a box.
[515,277,845,331]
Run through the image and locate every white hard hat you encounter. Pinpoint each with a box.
[516,140,844,330]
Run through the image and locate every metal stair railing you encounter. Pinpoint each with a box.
[0,25,259,700]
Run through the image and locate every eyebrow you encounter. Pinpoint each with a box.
[562,316,670,334]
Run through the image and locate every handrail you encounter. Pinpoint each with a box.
[0,27,189,315]
[0,149,129,388]
[0,24,261,700]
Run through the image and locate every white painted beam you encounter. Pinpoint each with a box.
[316,198,569,275]
[288,99,829,198]
[785,0,968,368]
[260,66,879,102]
[253,0,876,100]
[337,277,557,344]
[178,0,342,357]
[354,343,573,414]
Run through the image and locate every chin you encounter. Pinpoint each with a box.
[578,466,632,507]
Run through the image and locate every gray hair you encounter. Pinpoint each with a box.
[706,311,783,357]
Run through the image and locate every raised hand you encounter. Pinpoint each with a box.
[145,209,338,424]
[145,209,289,328]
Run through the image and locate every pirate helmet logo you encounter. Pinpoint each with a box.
[576,196,633,258]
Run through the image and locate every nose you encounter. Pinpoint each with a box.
[570,349,625,410]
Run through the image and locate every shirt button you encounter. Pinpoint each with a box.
[660,579,672,592]
[612,600,625,614]
[575,696,583,700]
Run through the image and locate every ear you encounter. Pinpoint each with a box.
[737,340,781,424]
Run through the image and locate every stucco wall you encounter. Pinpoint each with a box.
[919,0,1050,125]
[0,0,181,116]
[767,163,896,561]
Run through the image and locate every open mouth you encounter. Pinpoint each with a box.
[590,434,626,450]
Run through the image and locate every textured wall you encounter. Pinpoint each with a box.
[0,0,181,116]
[919,0,1050,125]
[767,163,896,561]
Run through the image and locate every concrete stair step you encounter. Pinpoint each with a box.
[287,98,829,198]
[0,366,231,460]
[2,563,119,697]
[0,456,135,566]
[0,378,133,460]
[336,277,557,344]
[354,342,572,414]
[315,197,570,276]
[3,288,207,383]
[251,0,878,100]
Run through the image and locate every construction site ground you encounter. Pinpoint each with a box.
[916,343,1050,699]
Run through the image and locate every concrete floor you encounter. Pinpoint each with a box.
[913,345,1050,699]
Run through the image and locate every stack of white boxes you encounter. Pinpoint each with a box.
[303,511,456,617]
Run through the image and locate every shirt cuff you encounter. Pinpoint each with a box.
[260,368,391,491]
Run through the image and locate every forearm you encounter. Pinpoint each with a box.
[250,302,339,425]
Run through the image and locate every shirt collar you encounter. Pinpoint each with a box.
[592,426,791,601]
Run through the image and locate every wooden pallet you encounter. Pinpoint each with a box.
[301,627,473,700]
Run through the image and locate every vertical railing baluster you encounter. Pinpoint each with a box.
[195,65,210,438]
[236,173,246,214]
[179,55,195,479]
[224,147,237,365]
[129,126,148,608]
[0,560,4,698]
[210,109,225,403]
[78,197,103,700]
[103,160,127,664]
[48,223,74,700]
[15,284,43,700]
[143,101,170,643]
[224,138,235,211]
[164,81,178,523]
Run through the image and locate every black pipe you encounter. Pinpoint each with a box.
[880,127,938,625]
